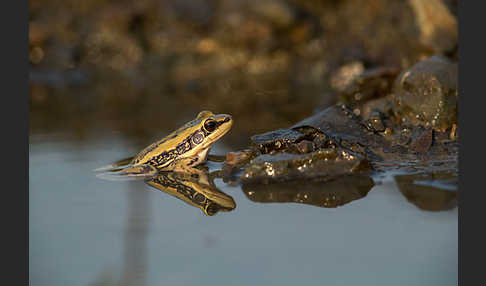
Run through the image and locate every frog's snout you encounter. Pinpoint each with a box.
[222,115,232,123]
[214,114,232,125]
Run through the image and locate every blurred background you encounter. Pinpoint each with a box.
[29,0,458,147]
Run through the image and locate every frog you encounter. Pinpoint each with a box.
[96,110,233,177]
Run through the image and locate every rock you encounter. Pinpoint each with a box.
[360,95,394,119]
[295,140,315,154]
[292,105,383,148]
[408,0,458,54]
[241,148,372,184]
[330,61,365,93]
[242,174,374,208]
[225,150,253,166]
[409,128,433,154]
[392,55,458,132]
[363,111,386,133]
[251,128,308,154]
[252,0,296,29]
[337,66,400,108]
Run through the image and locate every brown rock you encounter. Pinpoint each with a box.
[410,128,434,154]
[392,55,458,132]
[225,150,253,166]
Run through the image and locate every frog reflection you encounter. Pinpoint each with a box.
[146,168,236,216]
[241,175,374,208]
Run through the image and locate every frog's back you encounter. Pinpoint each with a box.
[131,115,208,168]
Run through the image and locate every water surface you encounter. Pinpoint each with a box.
[30,132,457,286]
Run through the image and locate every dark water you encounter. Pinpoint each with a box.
[29,131,457,286]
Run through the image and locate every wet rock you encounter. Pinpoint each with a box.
[242,175,374,208]
[241,148,372,184]
[312,132,332,150]
[225,150,254,166]
[363,111,386,133]
[250,128,309,154]
[292,105,383,148]
[395,171,458,211]
[359,96,395,120]
[237,99,457,184]
[409,128,434,154]
[295,140,315,154]
[337,66,400,108]
[392,55,458,132]
[397,128,412,147]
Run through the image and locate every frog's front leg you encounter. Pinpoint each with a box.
[170,159,202,173]
[172,148,211,171]
[169,157,207,174]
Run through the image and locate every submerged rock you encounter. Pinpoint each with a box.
[392,55,458,132]
[242,175,374,208]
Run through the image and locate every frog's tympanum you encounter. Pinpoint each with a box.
[146,168,236,216]
[96,111,232,176]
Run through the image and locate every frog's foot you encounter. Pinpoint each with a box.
[93,156,135,172]
[96,164,158,181]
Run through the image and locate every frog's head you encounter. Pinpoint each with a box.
[194,110,233,149]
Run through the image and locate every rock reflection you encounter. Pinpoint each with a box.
[395,171,458,211]
[146,169,236,216]
[242,175,374,208]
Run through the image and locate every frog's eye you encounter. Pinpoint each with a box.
[203,119,217,133]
